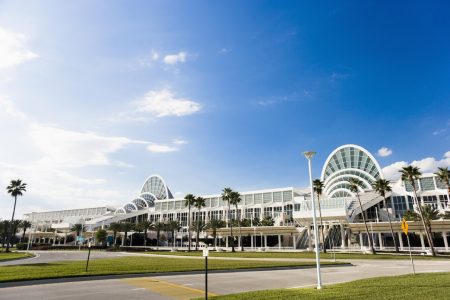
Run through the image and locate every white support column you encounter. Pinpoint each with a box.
[251,233,254,249]
[443,232,449,251]
[264,235,268,248]
[238,234,241,249]
[278,235,281,249]
[340,225,346,248]
[360,232,364,249]
[398,232,404,250]
[226,236,229,248]
[420,233,425,250]
[378,233,383,250]
[308,226,312,250]
[293,235,297,249]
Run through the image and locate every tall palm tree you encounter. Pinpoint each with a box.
[230,191,243,251]
[313,179,326,253]
[154,221,166,248]
[348,178,376,254]
[6,179,27,252]
[194,197,206,251]
[400,166,436,256]
[205,219,226,249]
[435,167,450,207]
[167,220,181,248]
[184,194,196,252]
[20,220,32,242]
[71,223,83,242]
[404,205,441,239]
[109,222,122,246]
[120,222,134,246]
[222,187,235,252]
[373,179,399,252]
[139,220,153,247]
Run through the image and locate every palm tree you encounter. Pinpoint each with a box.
[229,191,243,251]
[194,197,206,251]
[6,179,27,252]
[313,179,326,253]
[167,220,181,248]
[348,178,376,254]
[154,221,166,248]
[20,220,32,242]
[205,219,226,249]
[184,194,196,252]
[400,166,436,256]
[71,223,83,241]
[120,222,134,246]
[404,205,441,242]
[222,187,235,252]
[139,220,153,247]
[373,179,398,252]
[435,167,450,207]
[261,215,275,226]
[109,222,122,246]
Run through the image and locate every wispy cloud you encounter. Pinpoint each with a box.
[218,48,230,54]
[163,51,187,65]
[377,147,393,157]
[134,88,201,117]
[0,27,38,69]
[330,72,351,82]
[0,95,27,119]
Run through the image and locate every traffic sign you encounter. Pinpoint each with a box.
[401,218,408,234]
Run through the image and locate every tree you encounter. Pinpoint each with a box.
[20,220,32,242]
[184,194,196,252]
[194,197,206,251]
[222,187,236,252]
[6,179,27,252]
[348,178,376,254]
[138,220,153,247]
[435,167,450,206]
[252,217,261,226]
[167,220,181,248]
[404,205,440,245]
[400,166,436,256]
[71,224,83,243]
[313,179,326,253]
[261,215,275,226]
[1,220,10,248]
[205,219,226,248]
[154,221,166,248]
[373,179,398,252]
[230,191,243,251]
[109,222,122,246]
[120,222,134,246]
[96,229,107,246]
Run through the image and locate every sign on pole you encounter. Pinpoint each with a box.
[203,248,209,300]
[402,218,415,275]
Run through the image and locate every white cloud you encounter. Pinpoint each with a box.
[29,123,147,168]
[0,95,27,119]
[134,89,201,117]
[172,139,188,145]
[147,144,177,153]
[0,27,38,69]
[377,147,393,157]
[163,52,187,65]
[151,49,159,61]
[382,152,450,180]
[218,48,230,54]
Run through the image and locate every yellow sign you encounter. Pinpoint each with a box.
[401,218,408,234]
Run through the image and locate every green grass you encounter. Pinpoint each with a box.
[146,251,449,260]
[0,252,33,262]
[208,272,450,300]
[0,256,344,283]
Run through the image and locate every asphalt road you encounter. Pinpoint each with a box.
[1,258,450,299]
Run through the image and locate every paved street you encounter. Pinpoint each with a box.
[1,258,450,299]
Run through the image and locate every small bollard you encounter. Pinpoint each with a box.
[85,242,92,272]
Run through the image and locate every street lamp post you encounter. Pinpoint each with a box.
[303,151,322,289]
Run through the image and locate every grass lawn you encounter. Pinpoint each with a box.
[147,251,448,260]
[0,256,344,283]
[0,252,33,262]
[208,272,450,300]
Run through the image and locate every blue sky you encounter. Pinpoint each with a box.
[0,1,449,218]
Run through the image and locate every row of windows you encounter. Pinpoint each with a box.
[404,177,446,192]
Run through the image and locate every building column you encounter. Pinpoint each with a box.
[226,236,229,248]
[251,234,254,249]
[340,225,346,248]
[398,232,404,250]
[293,235,297,249]
[443,232,449,251]
[238,235,241,249]
[278,235,281,249]
[264,235,268,248]
[420,233,426,250]
[378,233,383,250]
[307,226,312,250]
[360,232,364,249]
[346,228,352,248]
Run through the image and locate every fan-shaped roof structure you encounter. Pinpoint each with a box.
[321,144,383,198]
